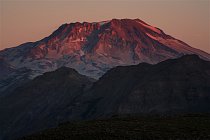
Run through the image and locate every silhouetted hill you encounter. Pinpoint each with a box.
[78,54,210,119]
[22,114,210,140]
[1,55,210,140]
[0,67,94,140]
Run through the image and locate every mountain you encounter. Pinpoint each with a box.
[0,58,37,98]
[1,18,210,139]
[0,58,15,80]
[0,68,35,98]
[72,55,210,119]
[0,19,210,79]
[0,67,94,140]
[0,55,209,140]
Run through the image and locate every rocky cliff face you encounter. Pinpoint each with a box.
[1,19,210,78]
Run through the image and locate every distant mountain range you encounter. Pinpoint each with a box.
[0,19,210,79]
[0,54,210,139]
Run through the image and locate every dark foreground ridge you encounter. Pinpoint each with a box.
[0,67,95,140]
[0,54,210,139]
[22,114,210,140]
[80,54,210,119]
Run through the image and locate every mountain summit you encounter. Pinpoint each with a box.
[0,18,210,78]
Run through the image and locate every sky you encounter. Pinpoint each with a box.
[0,0,210,53]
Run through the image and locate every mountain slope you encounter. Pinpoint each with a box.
[0,68,36,98]
[0,58,15,80]
[0,67,94,140]
[75,55,210,119]
[0,55,209,140]
[0,19,209,78]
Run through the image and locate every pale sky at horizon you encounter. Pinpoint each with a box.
[0,0,210,53]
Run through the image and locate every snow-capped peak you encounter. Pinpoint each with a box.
[0,18,209,79]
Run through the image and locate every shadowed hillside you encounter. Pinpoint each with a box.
[22,114,210,140]
[0,55,210,140]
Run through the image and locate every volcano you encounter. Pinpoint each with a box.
[0,18,210,78]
